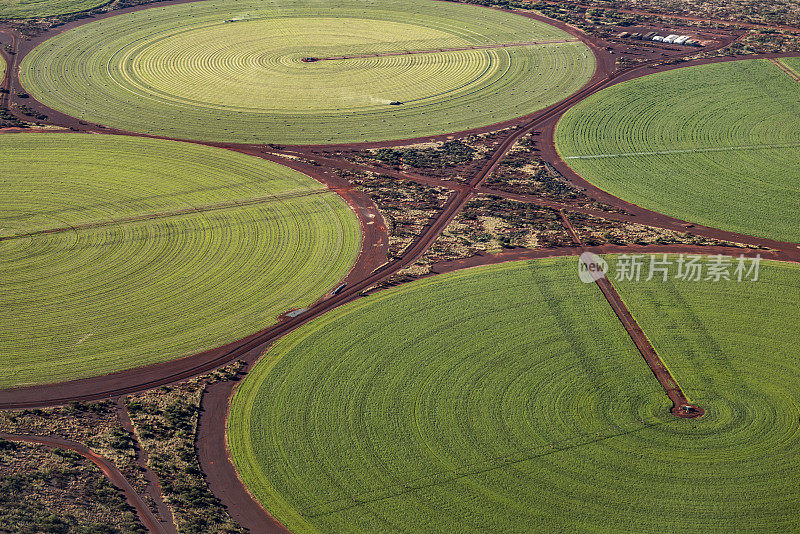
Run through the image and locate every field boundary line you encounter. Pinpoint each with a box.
[563,142,800,160]
[0,188,330,241]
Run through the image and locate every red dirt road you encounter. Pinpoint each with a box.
[562,200,701,415]
[0,432,170,534]
[563,211,704,417]
[196,378,289,534]
[592,273,704,418]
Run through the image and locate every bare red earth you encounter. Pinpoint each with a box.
[196,379,289,534]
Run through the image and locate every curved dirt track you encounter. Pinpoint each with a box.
[1,2,799,532]
[197,380,289,534]
[0,432,169,534]
[115,398,178,534]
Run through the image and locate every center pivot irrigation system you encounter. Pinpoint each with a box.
[1,0,799,532]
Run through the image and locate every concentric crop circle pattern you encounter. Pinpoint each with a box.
[555,59,800,242]
[229,258,800,533]
[0,134,361,387]
[20,0,594,143]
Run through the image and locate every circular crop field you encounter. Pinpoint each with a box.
[0,0,106,19]
[556,59,800,243]
[230,257,800,533]
[20,0,594,144]
[0,133,360,388]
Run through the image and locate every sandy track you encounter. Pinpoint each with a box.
[0,432,169,534]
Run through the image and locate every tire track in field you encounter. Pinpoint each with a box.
[0,188,330,241]
[306,39,580,61]
[302,421,660,518]
[770,57,800,83]
[562,142,800,160]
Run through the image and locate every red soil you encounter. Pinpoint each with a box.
[196,380,289,534]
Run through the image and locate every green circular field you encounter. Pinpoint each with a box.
[230,257,800,533]
[556,59,800,243]
[20,0,594,144]
[0,0,106,19]
[0,133,360,388]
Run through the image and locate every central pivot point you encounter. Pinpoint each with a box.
[673,404,705,418]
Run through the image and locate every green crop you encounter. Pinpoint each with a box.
[0,0,106,19]
[20,0,594,144]
[555,59,800,242]
[229,256,800,533]
[0,133,360,387]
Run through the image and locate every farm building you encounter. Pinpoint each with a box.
[643,31,656,39]
[674,35,690,45]
[652,35,664,41]
[663,34,680,43]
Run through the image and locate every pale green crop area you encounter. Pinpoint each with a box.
[0,0,105,19]
[0,133,360,387]
[20,0,594,144]
[556,59,800,242]
[229,256,799,532]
